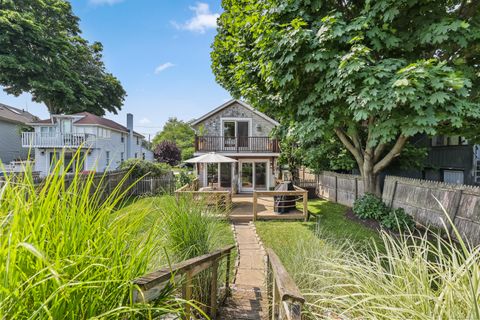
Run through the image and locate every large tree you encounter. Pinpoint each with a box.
[0,0,125,115]
[152,118,195,161]
[212,0,480,195]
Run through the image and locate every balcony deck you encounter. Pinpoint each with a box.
[22,132,96,148]
[195,136,279,153]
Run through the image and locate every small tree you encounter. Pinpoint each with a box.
[152,118,195,161]
[154,141,181,166]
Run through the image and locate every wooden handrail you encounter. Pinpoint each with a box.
[266,248,305,320]
[133,245,235,319]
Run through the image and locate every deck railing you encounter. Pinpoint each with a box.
[175,178,232,210]
[253,186,309,221]
[266,248,305,320]
[133,245,235,320]
[22,132,96,148]
[195,135,280,153]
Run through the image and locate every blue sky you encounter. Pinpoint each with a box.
[0,0,230,140]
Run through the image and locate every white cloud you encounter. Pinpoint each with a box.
[154,62,175,74]
[173,2,220,34]
[89,0,124,5]
[139,117,152,125]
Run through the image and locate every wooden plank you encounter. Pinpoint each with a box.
[266,249,305,305]
[303,191,308,222]
[133,245,234,292]
[253,192,258,221]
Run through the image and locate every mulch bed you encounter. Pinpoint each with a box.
[344,207,383,232]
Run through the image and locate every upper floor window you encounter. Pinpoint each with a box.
[431,135,468,146]
[98,127,111,138]
[120,152,124,162]
[136,137,139,145]
[121,135,125,143]
[142,152,146,160]
[40,126,55,136]
[106,151,110,165]
[134,152,138,158]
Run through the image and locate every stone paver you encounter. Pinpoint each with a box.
[219,222,267,319]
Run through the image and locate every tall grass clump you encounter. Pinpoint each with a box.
[266,219,480,319]
[0,153,184,319]
[156,195,234,313]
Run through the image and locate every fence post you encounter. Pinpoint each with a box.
[253,192,258,221]
[303,191,308,221]
[182,270,193,320]
[225,252,231,297]
[354,177,358,201]
[334,175,338,203]
[389,179,398,208]
[210,259,219,319]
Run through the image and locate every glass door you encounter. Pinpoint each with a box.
[240,162,254,192]
[220,163,232,188]
[254,162,267,190]
[237,121,249,148]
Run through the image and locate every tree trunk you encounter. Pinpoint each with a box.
[362,159,381,197]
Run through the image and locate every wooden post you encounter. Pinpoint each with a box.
[253,191,258,221]
[182,271,193,320]
[210,259,219,319]
[334,175,338,203]
[225,252,231,296]
[303,191,308,221]
[272,276,278,320]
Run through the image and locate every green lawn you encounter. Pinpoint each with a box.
[257,199,382,252]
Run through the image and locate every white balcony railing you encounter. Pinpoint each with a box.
[22,132,96,148]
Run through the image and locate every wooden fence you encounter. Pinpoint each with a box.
[1,170,176,199]
[315,171,480,246]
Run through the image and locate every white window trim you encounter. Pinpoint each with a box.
[220,118,253,137]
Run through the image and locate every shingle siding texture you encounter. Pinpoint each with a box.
[194,102,276,136]
[0,120,27,164]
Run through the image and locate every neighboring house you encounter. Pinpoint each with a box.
[0,103,37,165]
[384,134,480,186]
[23,112,153,176]
[191,99,280,193]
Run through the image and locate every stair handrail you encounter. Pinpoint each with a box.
[133,244,235,319]
[266,248,305,320]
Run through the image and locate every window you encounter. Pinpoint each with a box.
[443,170,464,184]
[121,135,125,143]
[40,127,55,136]
[106,151,110,165]
[142,153,146,160]
[223,121,235,138]
[136,137,139,145]
[135,152,138,159]
[431,135,468,147]
[120,152,124,162]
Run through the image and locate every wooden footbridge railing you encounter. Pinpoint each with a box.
[133,245,235,319]
[267,248,305,320]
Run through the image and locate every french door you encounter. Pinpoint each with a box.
[239,161,268,192]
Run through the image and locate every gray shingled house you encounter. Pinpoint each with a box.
[191,99,280,193]
[0,103,37,165]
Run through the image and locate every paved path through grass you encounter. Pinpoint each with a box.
[219,222,267,319]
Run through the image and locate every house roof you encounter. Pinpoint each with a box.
[0,103,37,125]
[30,112,144,137]
[191,99,280,126]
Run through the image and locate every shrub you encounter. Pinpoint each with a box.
[175,169,194,189]
[119,158,171,178]
[353,193,388,220]
[380,207,415,231]
[154,141,181,166]
[354,194,414,232]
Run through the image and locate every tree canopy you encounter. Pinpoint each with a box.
[154,141,182,166]
[212,0,480,194]
[152,118,195,161]
[0,0,125,116]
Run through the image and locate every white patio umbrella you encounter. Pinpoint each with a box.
[185,152,237,163]
[185,153,237,188]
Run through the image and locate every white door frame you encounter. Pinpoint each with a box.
[238,159,270,193]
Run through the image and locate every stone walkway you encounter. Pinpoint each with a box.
[219,221,267,319]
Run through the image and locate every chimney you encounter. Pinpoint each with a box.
[126,113,134,159]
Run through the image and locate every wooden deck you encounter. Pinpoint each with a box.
[230,195,305,221]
